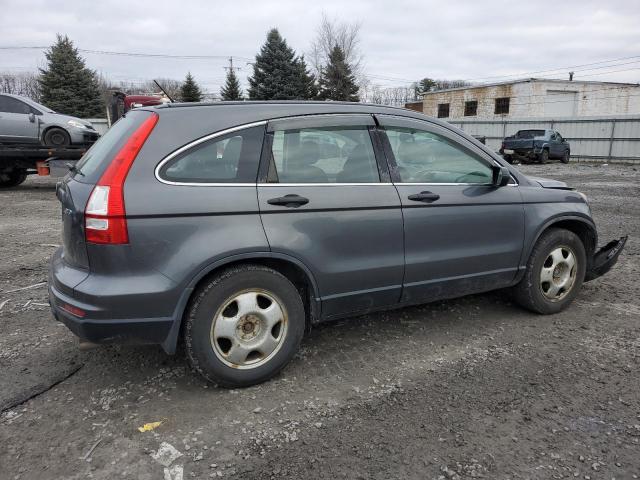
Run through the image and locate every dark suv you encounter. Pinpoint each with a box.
[49,102,626,387]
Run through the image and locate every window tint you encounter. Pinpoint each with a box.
[384,127,493,184]
[160,125,264,183]
[269,126,379,183]
[0,95,32,114]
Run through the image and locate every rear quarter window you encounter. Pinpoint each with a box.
[158,125,264,184]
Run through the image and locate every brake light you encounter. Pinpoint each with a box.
[85,113,158,244]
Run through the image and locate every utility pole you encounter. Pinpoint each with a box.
[224,56,239,74]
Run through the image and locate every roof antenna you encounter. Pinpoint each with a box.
[153,79,175,102]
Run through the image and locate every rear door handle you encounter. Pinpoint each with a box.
[267,194,309,208]
[408,191,440,203]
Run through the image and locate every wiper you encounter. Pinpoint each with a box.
[66,162,84,176]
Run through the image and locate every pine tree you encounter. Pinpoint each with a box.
[318,45,360,102]
[180,72,202,102]
[220,68,243,100]
[38,34,103,117]
[248,29,315,100]
[294,56,319,100]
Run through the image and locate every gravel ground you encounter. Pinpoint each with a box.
[0,162,638,480]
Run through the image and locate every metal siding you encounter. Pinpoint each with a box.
[449,115,640,163]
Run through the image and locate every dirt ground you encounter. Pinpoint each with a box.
[1,162,638,480]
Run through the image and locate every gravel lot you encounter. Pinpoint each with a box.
[1,162,638,480]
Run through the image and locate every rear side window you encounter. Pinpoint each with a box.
[75,111,150,181]
[268,126,379,183]
[159,125,264,184]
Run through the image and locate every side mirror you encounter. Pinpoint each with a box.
[28,112,35,123]
[492,165,511,187]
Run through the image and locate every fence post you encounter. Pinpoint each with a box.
[608,119,616,162]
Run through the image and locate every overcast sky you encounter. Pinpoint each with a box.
[1,0,639,94]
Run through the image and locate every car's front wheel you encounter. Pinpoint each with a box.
[513,228,586,314]
[43,127,71,147]
[561,150,570,163]
[185,264,305,387]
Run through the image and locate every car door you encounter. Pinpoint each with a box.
[0,95,39,143]
[257,114,404,318]
[554,131,567,157]
[376,115,525,304]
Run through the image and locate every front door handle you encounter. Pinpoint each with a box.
[267,194,309,208]
[408,191,440,203]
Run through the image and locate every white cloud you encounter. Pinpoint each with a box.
[0,0,638,93]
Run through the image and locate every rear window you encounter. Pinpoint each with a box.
[515,130,545,139]
[74,111,150,181]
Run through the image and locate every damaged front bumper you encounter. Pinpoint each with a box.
[585,236,628,282]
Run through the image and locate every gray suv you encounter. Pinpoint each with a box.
[0,93,99,146]
[49,102,626,387]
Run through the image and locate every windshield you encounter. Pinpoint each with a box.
[21,97,55,113]
[515,130,545,139]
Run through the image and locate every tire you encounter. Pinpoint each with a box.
[513,228,586,314]
[504,154,513,164]
[0,169,27,188]
[561,150,570,164]
[43,127,71,147]
[539,149,549,163]
[185,264,306,387]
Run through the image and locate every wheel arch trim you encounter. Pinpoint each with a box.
[161,251,321,354]
[516,213,598,283]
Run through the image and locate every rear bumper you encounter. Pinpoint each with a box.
[585,236,628,282]
[49,282,174,345]
[48,250,182,352]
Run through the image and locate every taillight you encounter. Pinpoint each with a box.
[85,113,158,244]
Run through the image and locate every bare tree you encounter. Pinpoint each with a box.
[309,13,364,81]
[0,72,41,100]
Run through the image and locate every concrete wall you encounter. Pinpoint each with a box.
[420,80,640,120]
[448,115,640,164]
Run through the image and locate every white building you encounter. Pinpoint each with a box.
[406,78,640,119]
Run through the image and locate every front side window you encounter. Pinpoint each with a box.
[159,125,264,183]
[0,95,32,114]
[384,127,493,184]
[268,126,379,183]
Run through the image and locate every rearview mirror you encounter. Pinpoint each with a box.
[28,112,35,123]
[492,165,511,187]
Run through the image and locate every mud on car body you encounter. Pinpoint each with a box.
[49,101,627,387]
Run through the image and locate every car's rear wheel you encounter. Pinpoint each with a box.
[539,149,549,163]
[43,127,71,147]
[561,150,570,163]
[513,228,586,314]
[0,169,27,188]
[184,264,305,387]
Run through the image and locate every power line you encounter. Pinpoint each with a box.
[0,45,253,61]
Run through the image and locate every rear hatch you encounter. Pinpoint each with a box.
[56,111,154,271]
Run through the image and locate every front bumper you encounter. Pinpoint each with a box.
[585,236,628,282]
[69,128,100,146]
